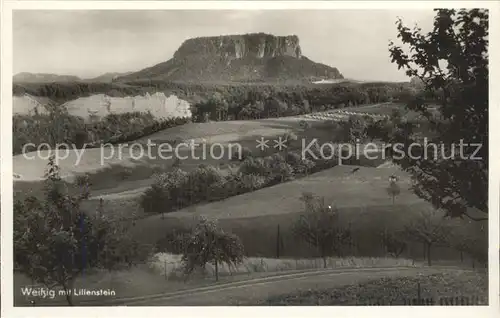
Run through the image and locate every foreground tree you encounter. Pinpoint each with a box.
[386,176,401,204]
[404,208,452,266]
[339,115,368,161]
[384,9,488,220]
[14,157,144,306]
[293,193,351,268]
[182,217,245,281]
[380,230,407,258]
[447,221,488,267]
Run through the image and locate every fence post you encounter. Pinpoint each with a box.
[276,224,281,259]
[417,282,421,305]
[215,237,219,282]
[164,259,168,280]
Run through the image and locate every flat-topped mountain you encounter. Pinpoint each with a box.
[117,33,343,83]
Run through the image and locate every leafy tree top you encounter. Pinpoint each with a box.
[384,9,488,220]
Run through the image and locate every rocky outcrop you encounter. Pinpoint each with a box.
[173,33,302,60]
[13,93,192,122]
[118,33,343,83]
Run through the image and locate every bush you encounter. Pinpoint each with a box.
[264,153,294,184]
[208,173,267,201]
[140,169,189,216]
[231,147,253,161]
[239,157,269,177]
[285,152,316,175]
[140,184,169,216]
[299,120,312,130]
[74,174,91,187]
[184,165,225,203]
[141,167,228,215]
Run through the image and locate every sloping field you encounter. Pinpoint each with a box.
[12,115,314,182]
[80,163,415,220]
[337,102,404,115]
[13,148,140,181]
[126,164,476,259]
[158,164,421,220]
[135,118,302,144]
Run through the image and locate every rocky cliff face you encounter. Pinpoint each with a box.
[118,33,342,83]
[173,33,302,60]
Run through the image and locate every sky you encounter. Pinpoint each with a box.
[13,10,436,82]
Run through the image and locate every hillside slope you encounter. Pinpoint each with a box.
[14,72,81,83]
[86,72,134,83]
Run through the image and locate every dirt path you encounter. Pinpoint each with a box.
[127,266,461,306]
[47,266,470,306]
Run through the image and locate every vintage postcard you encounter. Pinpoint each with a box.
[1,1,498,317]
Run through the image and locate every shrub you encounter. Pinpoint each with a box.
[239,157,269,177]
[299,120,312,130]
[140,184,169,217]
[74,174,91,187]
[285,152,316,175]
[265,154,295,184]
[184,165,225,202]
[141,166,227,215]
[208,173,266,200]
[140,169,189,216]
[231,146,253,161]
[238,174,267,192]
[281,131,298,148]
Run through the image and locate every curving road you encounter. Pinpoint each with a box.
[125,266,461,306]
[53,266,471,306]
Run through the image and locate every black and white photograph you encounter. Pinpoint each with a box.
[1,0,497,314]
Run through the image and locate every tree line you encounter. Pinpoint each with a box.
[13,105,190,155]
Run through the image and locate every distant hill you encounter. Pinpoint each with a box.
[85,72,134,83]
[13,72,81,83]
[117,33,343,83]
